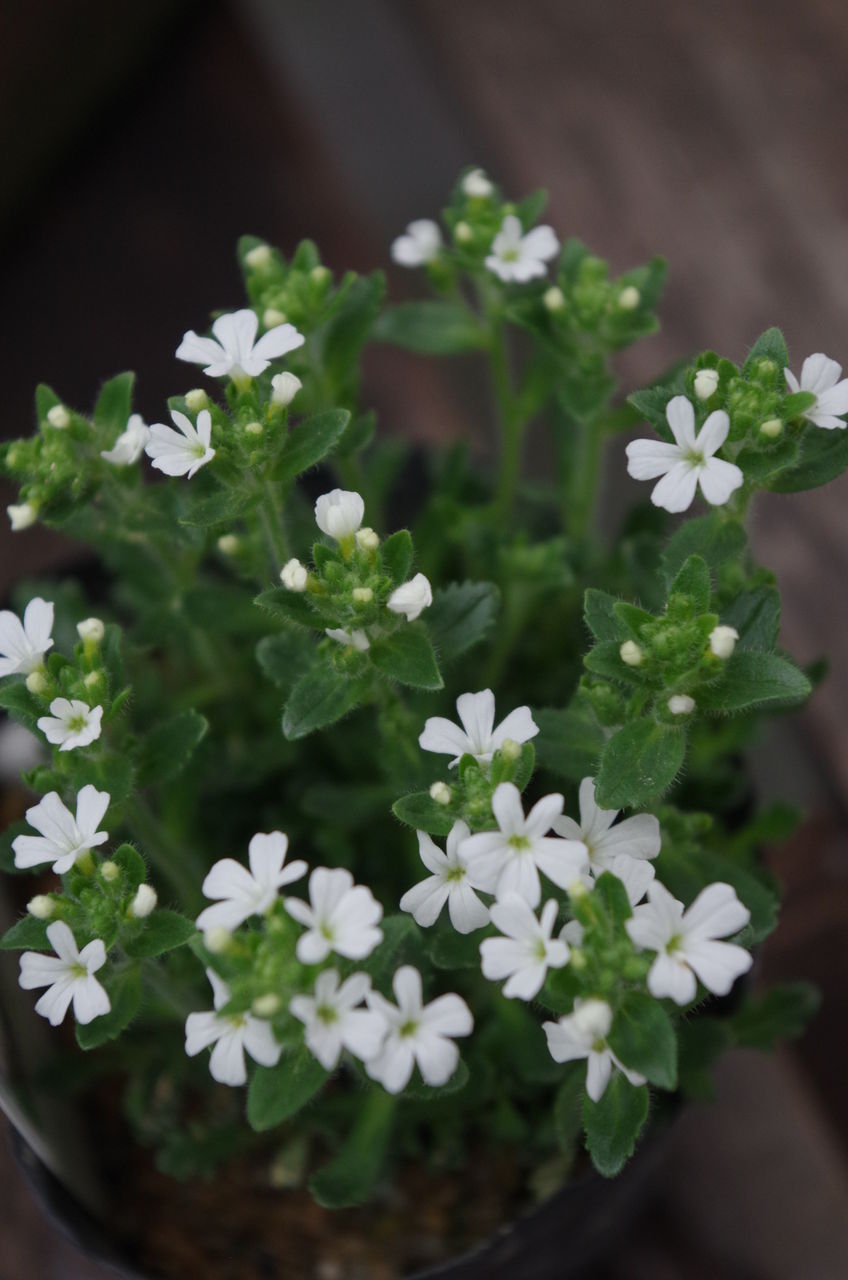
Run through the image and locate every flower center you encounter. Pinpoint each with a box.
[534,939,548,961]
[317,1003,338,1025]
[445,865,466,884]
[508,835,531,852]
[501,248,520,262]
[399,1018,419,1039]
[320,923,335,942]
[70,962,88,979]
[68,715,87,732]
[226,1013,247,1029]
[684,449,705,468]
[591,1036,607,1054]
[666,932,684,956]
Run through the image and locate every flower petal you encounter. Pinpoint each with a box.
[665,396,697,449]
[651,462,699,513]
[625,438,683,480]
[697,458,744,507]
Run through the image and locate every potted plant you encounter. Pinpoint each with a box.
[0,166,824,1278]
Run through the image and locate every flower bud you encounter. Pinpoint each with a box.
[568,879,590,901]
[83,670,102,691]
[709,625,739,659]
[47,404,70,429]
[387,573,433,621]
[759,417,783,439]
[244,420,263,436]
[204,926,232,954]
[184,389,208,412]
[569,948,587,971]
[500,738,521,762]
[25,670,48,695]
[271,372,302,407]
[543,286,566,313]
[27,895,54,919]
[454,220,474,244]
[217,534,240,556]
[617,285,640,310]
[462,168,494,198]
[130,884,158,918]
[252,993,281,1018]
[280,558,308,592]
[310,265,331,286]
[263,307,287,329]
[668,694,695,716]
[315,489,365,540]
[429,781,452,806]
[77,617,105,643]
[100,861,120,882]
[7,502,37,531]
[352,586,374,604]
[355,527,379,551]
[244,243,272,270]
[694,368,720,401]
[619,640,643,667]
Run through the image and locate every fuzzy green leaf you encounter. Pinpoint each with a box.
[373,301,488,355]
[608,991,677,1089]
[309,1090,395,1207]
[0,914,51,950]
[730,982,820,1050]
[254,587,327,630]
[380,529,413,586]
[401,1058,470,1100]
[697,651,811,713]
[583,589,626,642]
[661,513,746,585]
[742,327,789,377]
[392,792,455,836]
[94,372,135,434]
[112,843,147,892]
[533,704,605,782]
[137,710,208,786]
[721,586,780,652]
[370,625,443,690]
[669,555,710,613]
[76,964,142,1050]
[179,487,253,528]
[255,632,313,693]
[595,720,685,809]
[0,680,40,730]
[278,410,351,482]
[427,581,500,664]
[583,1075,649,1177]
[282,665,369,740]
[124,911,196,959]
[246,1046,328,1132]
[769,426,848,493]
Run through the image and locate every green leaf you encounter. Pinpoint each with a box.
[584,640,642,685]
[669,555,710,613]
[283,664,369,740]
[125,911,196,959]
[742,327,789,377]
[427,581,500,664]
[627,385,673,435]
[336,409,376,458]
[370,625,443,690]
[0,680,40,730]
[0,914,51,950]
[427,926,482,971]
[35,383,61,422]
[608,991,677,1089]
[309,1089,395,1208]
[677,1018,730,1100]
[721,586,780,652]
[401,1058,470,1100]
[254,587,327,630]
[137,710,208,786]
[362,915,424,995]
[769,426,848,493]
[76,964,142,1050]
[0,820,29,875]
[94,372,134,434]
[595,720,685,809]
[372,301,488,355]
[392,792,455,836]
[661,514,746,585]
[584,589,626,642]
[583,1074,649,1177]
[533,704,605,783]
[179,487,252,528]
[255,632,312,692]
[380,529,413,586]
[278,409,351,482]
[697,651,811,713]
[593,871,633,926]
[246,1046,328,1132]
[730,981,820,1050]
[112,843,147,892]
[322,272,385,376]
[554,1065,586,1156]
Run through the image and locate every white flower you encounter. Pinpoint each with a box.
[7,502,38,531]
[285,867,383,964]
[130,884,158,918]
[290,970,385,1071]
[185,969,281,1086]
[196,832,307,932]
[145,409,215,479]
[280,558,308,592]
[391,220,443,268]
[100,414,150,465]
[480,894,569,1000]
[626,880,752,1005]
[36,698,103,752]
[784,353,848,430]
[365,966,472,1093]
[47,404,71,429]
[314,488,365,539]
[554,778,660,886]
[543,998,645,1102]
[462,168,494,199]
[271,371,302,406]
[460,783,588,908]
[419,689,538,768]
[19,921,110,1027]
[485,215,559,283]
[626,396,744,513]
[387,574,432,621]
[400,821,490,935]
[13,785,109,873]
[694,369,720,401]
[325,627,370,651]
[668,694,695,715]
[0,598,54,676]
[709,624,738,659]
[176,308,304,381]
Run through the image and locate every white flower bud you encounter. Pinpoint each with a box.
[47,404,70,429]
[429,781,452,806]
[244,420,263,436]
[352,586,374,604]
[668,694,696,716]
[252,993,281,1018]
[568,879,590,901]
[462,168,494,198]
[759,418,783,439]
[386,573,433,621]
[543,286,566,313]
[83,670,102,690]
[271,372,302,407]
[263,308,287,328]
[694,369,720,401]
[572,998,613,1042]
[709,625,739,659]
[100,861,120,882]
[315,489,365,540]
[77,617,105,643]
[204,926,232,954]
[245,243,272,270]
[617,286,640,310]
[310,265,330,286]
[619,640,644,667]
[280,558,308,592]
[7,502,38,531]
[500,738,521,762]
[25,670,48,695]
[217,534,240,556]
[355,527,379,551]
[130,884,158,918]
[184,389,208,412]
[454,220,474,244]
[325,627,370,652]
[27,895,54,919]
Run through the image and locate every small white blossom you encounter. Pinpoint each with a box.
[480,894,569,1000]
[400,821,490,935]
[668,694,695,715]
[365,966,472,1094]
[7,502,38,531]
[145,409,215,479]
[619,640,643,667]
[709,625,739,659]
[626,396,743,513]
[0,598,54,677]
[618,286,640,310]
[185,969,281,1087]
[27,895,54,920]
[356,527,379,551]
[271,371,302,406]
[460,783,588,908]
[129,884,158,918]
[626,880,752,1005]
[462,168,494,198]
[77,617,105,643]
[544,998,645,1102]
[37,698,103,752]
[280,558,308,592]
[784,353,848,430]
[13,785,109,873]
[176,308,304,381]
[19,921,110,1027]
[100,861,120,883]
[325,627,370,651]
[485,215,560,284]
[285,867,383,964]
[196,831,307,932]
[47,405,71,429]
[554,778,660,887]
[391,220,443,268]
[454,220,473,244]
[290,970,385,1071]
[100,414,150,466]
[694,369,720,401]
[419,689,538,768]
[314,488,365,539]
[387,574,433,621]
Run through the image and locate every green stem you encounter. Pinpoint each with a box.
[490,324,526,519]
[259,480,290,571]
[565,415,605,544]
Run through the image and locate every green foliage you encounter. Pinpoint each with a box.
[583,1075,649,1177]
[595,721,686,809]
[76,965,142,1050]
[370,626,443,690]
[124,911,196,959]
[0,914,51,950]
[308,1090,395,1207]
[426,581,500,663]
[137,710,209,786]
[246,1047,329,1132]
[278,410,351,482]
[373,302,488,354]
[730,982,820,1050]
[392,792,455,836]
[533,703,604,781]
[282,664,370,739]
[697,652,811,713]
[608,992,677,1089]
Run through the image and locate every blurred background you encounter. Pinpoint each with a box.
[1,1,848,1275]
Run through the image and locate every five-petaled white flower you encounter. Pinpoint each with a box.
[325,627,370,651]
[400,821,490,934]
[387,574,433,621]
[19,921,110,1027]
[460,783,588,908]
[419,689,538,768]
[290,970,385,1071]
[36,698,103,752]
[554,778,660,886]
[196,831,307,932]
[625,880,752,1005]
[485,215,559,283]
[145,409,215,479]
[0,598,54,677]
[559,851,657,951]
[13,785,109,874]
[626,395,744,513]
[100,414,150,466]
[314,489,365,540]
[365,965,473,1094]
[544,998,646,1102]
[391,220,443,268]
[784,353,848,430]
[480,894,570,1000]
[185,968,281,1087]
[176,308,304,381]
[285,867,383,964]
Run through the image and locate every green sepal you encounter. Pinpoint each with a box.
[370,625,443,690]
[583,1075,649,1177]
[246,1046,329,1132]
[608,991,677,1089]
